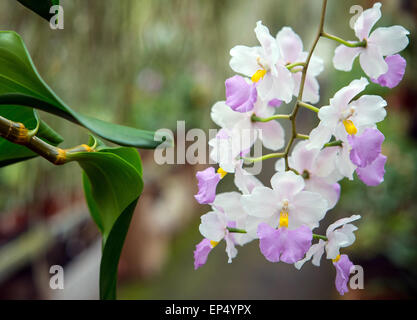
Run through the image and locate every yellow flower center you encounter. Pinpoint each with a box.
[342,119,357,135]
[332,254,341,263]
[217,167,228,179]
[279,200,289,228]
[279,211,289,228]
[251,69,267,82]
[210,240,219,248]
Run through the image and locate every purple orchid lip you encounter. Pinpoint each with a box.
[333,254,354,295]
[347,128,387,186]
[225,75,258,113]
[193,239,213,270]
[194,167,221,204]
[348,128,384,168]
[356,154,387,186]
[257,223,312,264]
[371,54,406,89]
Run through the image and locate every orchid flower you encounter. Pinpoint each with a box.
[276,141,341,209]
[295,214,361,269]
[230,21,294,103]
[308,77,387,149]
[333,2,409,79]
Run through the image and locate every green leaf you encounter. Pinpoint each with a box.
[16,0,60,22]
[74,146,143,299]
[0,31,171,149]
[0,105,63,167]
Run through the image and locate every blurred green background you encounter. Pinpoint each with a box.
[0,0,416,299]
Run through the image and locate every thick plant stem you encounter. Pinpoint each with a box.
[284,0,328,171]
[0,115,94,165]
[247,0,327,170]
[321,32,367,48]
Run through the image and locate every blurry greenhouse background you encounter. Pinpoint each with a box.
[0,0,416,299]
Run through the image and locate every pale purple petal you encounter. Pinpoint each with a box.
[241,186,278,218]
[290,191,328,230]
[213,192,243,221]
[257,223,312,264]
[255,21,279,65]
[326,215,361,237]
[225,233,238,263]
[254,120,285,151]
[305,178,340,210]
[276,26,303,62]
[211,101,247,129]
[333,45,362,72]
[258,66,294,103]
[194,167,221,204]
[216,128,230,139]
[350,95,387,128]
[268,99,282,108]
[307,122,333,149]
[359,44,388,79]
[371,54,406,88]
[194,238,213,270]
[348,128,384,168]
[292,71,321,104]
[354,2,381,40]
[225,75,258,113]
[270,171,305,200]
[334,254,354,295]
[294,239,326,269]
[199,211,227,241]
[331,77,369,112]
[356,154,387,186]
[291,140,320,173]
[234,165,262,195]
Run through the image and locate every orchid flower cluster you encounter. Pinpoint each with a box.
[193,2,409,296]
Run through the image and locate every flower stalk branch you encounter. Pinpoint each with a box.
[251,114,291,122]
[298,101,320,113]
[284,0,328,171]
[321,32,367,48]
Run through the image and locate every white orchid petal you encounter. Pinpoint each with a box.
[290,191,328,230]
[333,45,362,71]
[369,26,410,57]
[276,26,303,62]
[199,211,226,242]
[351,95,387,128]
[354,2,382,40]
[254,120,285,151]
[270,171,305,200]
[326,214,361,236]
[359,44,388,79]
[229,45,262,76]
[241,186,278,218]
